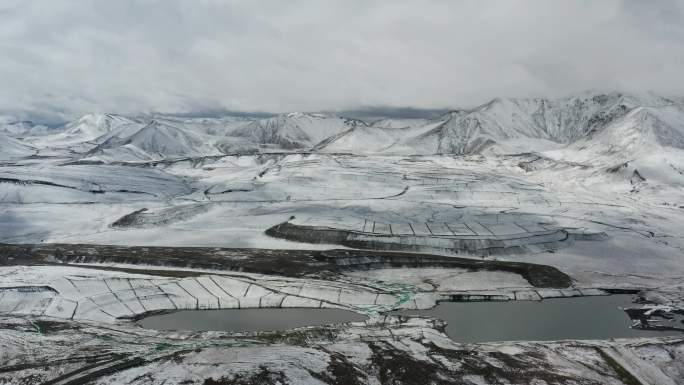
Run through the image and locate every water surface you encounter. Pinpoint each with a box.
[393,294,682,343]
[137,307,367,332]
[137,296,682,342]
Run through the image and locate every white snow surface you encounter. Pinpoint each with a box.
[85,120,222,162]
[6,91,681,162]
[225,112,363,151]
[2,93,684,383]
[317,91,682,156]
[27,113,141,148]
[0,132,34,160]
[1,91,684,292]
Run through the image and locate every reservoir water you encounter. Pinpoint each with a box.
[137,295,682,342]
[393,294,683,343]
[137,307,368,332]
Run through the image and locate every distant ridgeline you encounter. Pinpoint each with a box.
[2,92,683,165]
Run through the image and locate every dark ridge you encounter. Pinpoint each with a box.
[110,208,149,228]
[0,242,572,288]
[594,348,644,385]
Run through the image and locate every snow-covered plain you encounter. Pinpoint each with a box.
[1,92,684,383]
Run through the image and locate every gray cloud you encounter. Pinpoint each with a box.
[1,0,683,122]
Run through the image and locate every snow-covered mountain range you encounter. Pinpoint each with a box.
[3,92,683,164]
[319,92,681,156]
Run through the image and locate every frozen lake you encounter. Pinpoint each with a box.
[137,308,368,332]
[394,295,684,343]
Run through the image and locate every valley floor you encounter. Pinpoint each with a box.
[1,153,684,384]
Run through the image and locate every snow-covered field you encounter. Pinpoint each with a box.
[1,92,684,383]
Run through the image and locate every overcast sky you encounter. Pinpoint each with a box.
[1,0,683,122]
